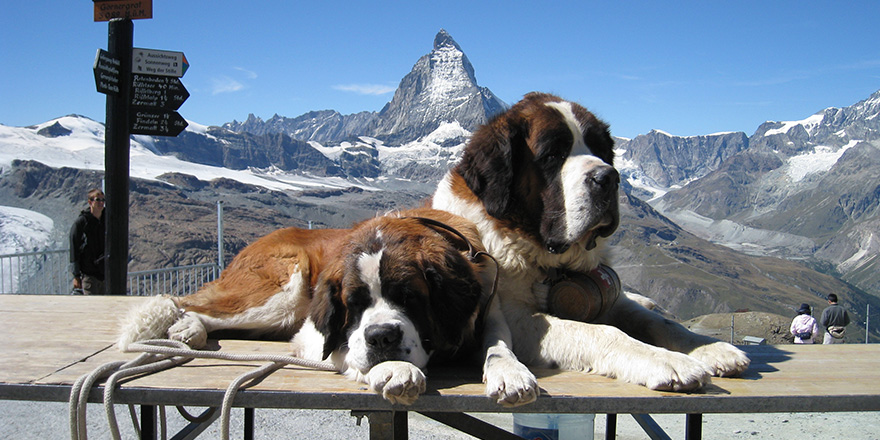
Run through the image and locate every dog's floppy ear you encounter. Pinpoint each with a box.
[456,115,525,219]
[310,269,346,360]
[423,252,483,347]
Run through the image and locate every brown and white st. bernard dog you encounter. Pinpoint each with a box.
[117,208,523,405]
[431,92,751,405]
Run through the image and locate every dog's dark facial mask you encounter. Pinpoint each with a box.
[308,216,489,373]
[455,92,619,255]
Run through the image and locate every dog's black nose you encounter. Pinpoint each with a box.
[589,166,620,192]
[365,323,403,350]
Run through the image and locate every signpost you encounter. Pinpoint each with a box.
[132,48,189,77]
[100,18,134,296]
[130,107,188,137]
[92,0,191,295]
[93,49,121,95]
[93,0,152,22]
[131,75,189,110]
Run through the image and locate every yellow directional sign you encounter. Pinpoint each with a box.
[93,0,152,22]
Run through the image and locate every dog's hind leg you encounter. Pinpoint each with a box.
[116,295,181,351]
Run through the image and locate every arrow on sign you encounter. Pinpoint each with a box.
[93,49,121,95]
[131,74,189,110]
[132,47,188,77]
[130,107,188,137]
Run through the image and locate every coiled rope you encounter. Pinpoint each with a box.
[69,339,337,440]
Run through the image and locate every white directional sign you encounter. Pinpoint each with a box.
[132,47,189,77]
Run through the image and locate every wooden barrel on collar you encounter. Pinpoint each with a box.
[547,264,621,323]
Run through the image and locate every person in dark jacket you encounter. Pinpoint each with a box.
[820,294,850,344]
[69,188,106,295]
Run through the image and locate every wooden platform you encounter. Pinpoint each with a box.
[2,295,879,438]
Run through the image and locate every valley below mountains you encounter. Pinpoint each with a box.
[1,30,878,343]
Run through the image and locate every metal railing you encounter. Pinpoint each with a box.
[128,263,220,297]
[0,249,71,294]
[0,249,220,296]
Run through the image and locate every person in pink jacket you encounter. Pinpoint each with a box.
[790,303,819,344]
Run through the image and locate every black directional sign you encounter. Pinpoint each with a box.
[130,106,188,137]
[131,74,189,110]
[93,49,121,95]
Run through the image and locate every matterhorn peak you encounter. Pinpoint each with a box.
[373,29,506,143]
[434,29,462,52]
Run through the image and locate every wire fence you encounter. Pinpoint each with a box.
[128,263,220,297]
[0,249,70,294]
[0,249,219,296]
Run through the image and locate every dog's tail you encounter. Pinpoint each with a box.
[116,295,181,351]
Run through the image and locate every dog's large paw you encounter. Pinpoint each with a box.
[167,313,207,349]
[689,341,750,377]
[625,348,713,392]
[484,354,539,407]
[365,361,426,405]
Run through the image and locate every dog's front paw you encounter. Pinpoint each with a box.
[365,361,426,405]
[167,313,207,349]
[627,348,713,392]
[484,353,539,407]
[689,341,750,377]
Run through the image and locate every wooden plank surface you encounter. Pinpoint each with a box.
[1,295,879,414]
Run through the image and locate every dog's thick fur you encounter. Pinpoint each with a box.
[117,208,515,405]
[431,92,750,405]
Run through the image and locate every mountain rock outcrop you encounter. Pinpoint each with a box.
[223,30,505,147]
[618,130,749,191]
[371,29,506,143]
[651,90,880,297]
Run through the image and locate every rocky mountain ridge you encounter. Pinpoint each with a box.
[650,91,880,298]
[222,30,505,147]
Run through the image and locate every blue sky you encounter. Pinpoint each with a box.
[2,1,879,139]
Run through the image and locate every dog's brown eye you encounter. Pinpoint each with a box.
[346,287,371,310]
[390,286,411,305]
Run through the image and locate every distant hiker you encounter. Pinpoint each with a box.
[820,294,850,344]
[790,303,819,344]
[69,188,106,295]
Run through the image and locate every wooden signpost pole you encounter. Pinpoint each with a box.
[103,18,133,295]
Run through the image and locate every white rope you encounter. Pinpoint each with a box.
[220,361,287,439]
[103,355,192,440]
[69,339,337,440]
[125,340,337,370]
[69,360,126,440]
[69,350,183,440]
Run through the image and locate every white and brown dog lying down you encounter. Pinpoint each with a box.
[430,92,751,406]
[117,208,533,405]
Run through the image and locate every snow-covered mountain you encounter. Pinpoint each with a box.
[0,116,380,194]
[223,29,504,147]
[156,30,502,183]
[0,206,52,255]
[615,130,749,200]
[371,29,506,143]
[650,90,880,296]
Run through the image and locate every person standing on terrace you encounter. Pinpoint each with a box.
[69,188,106,295]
